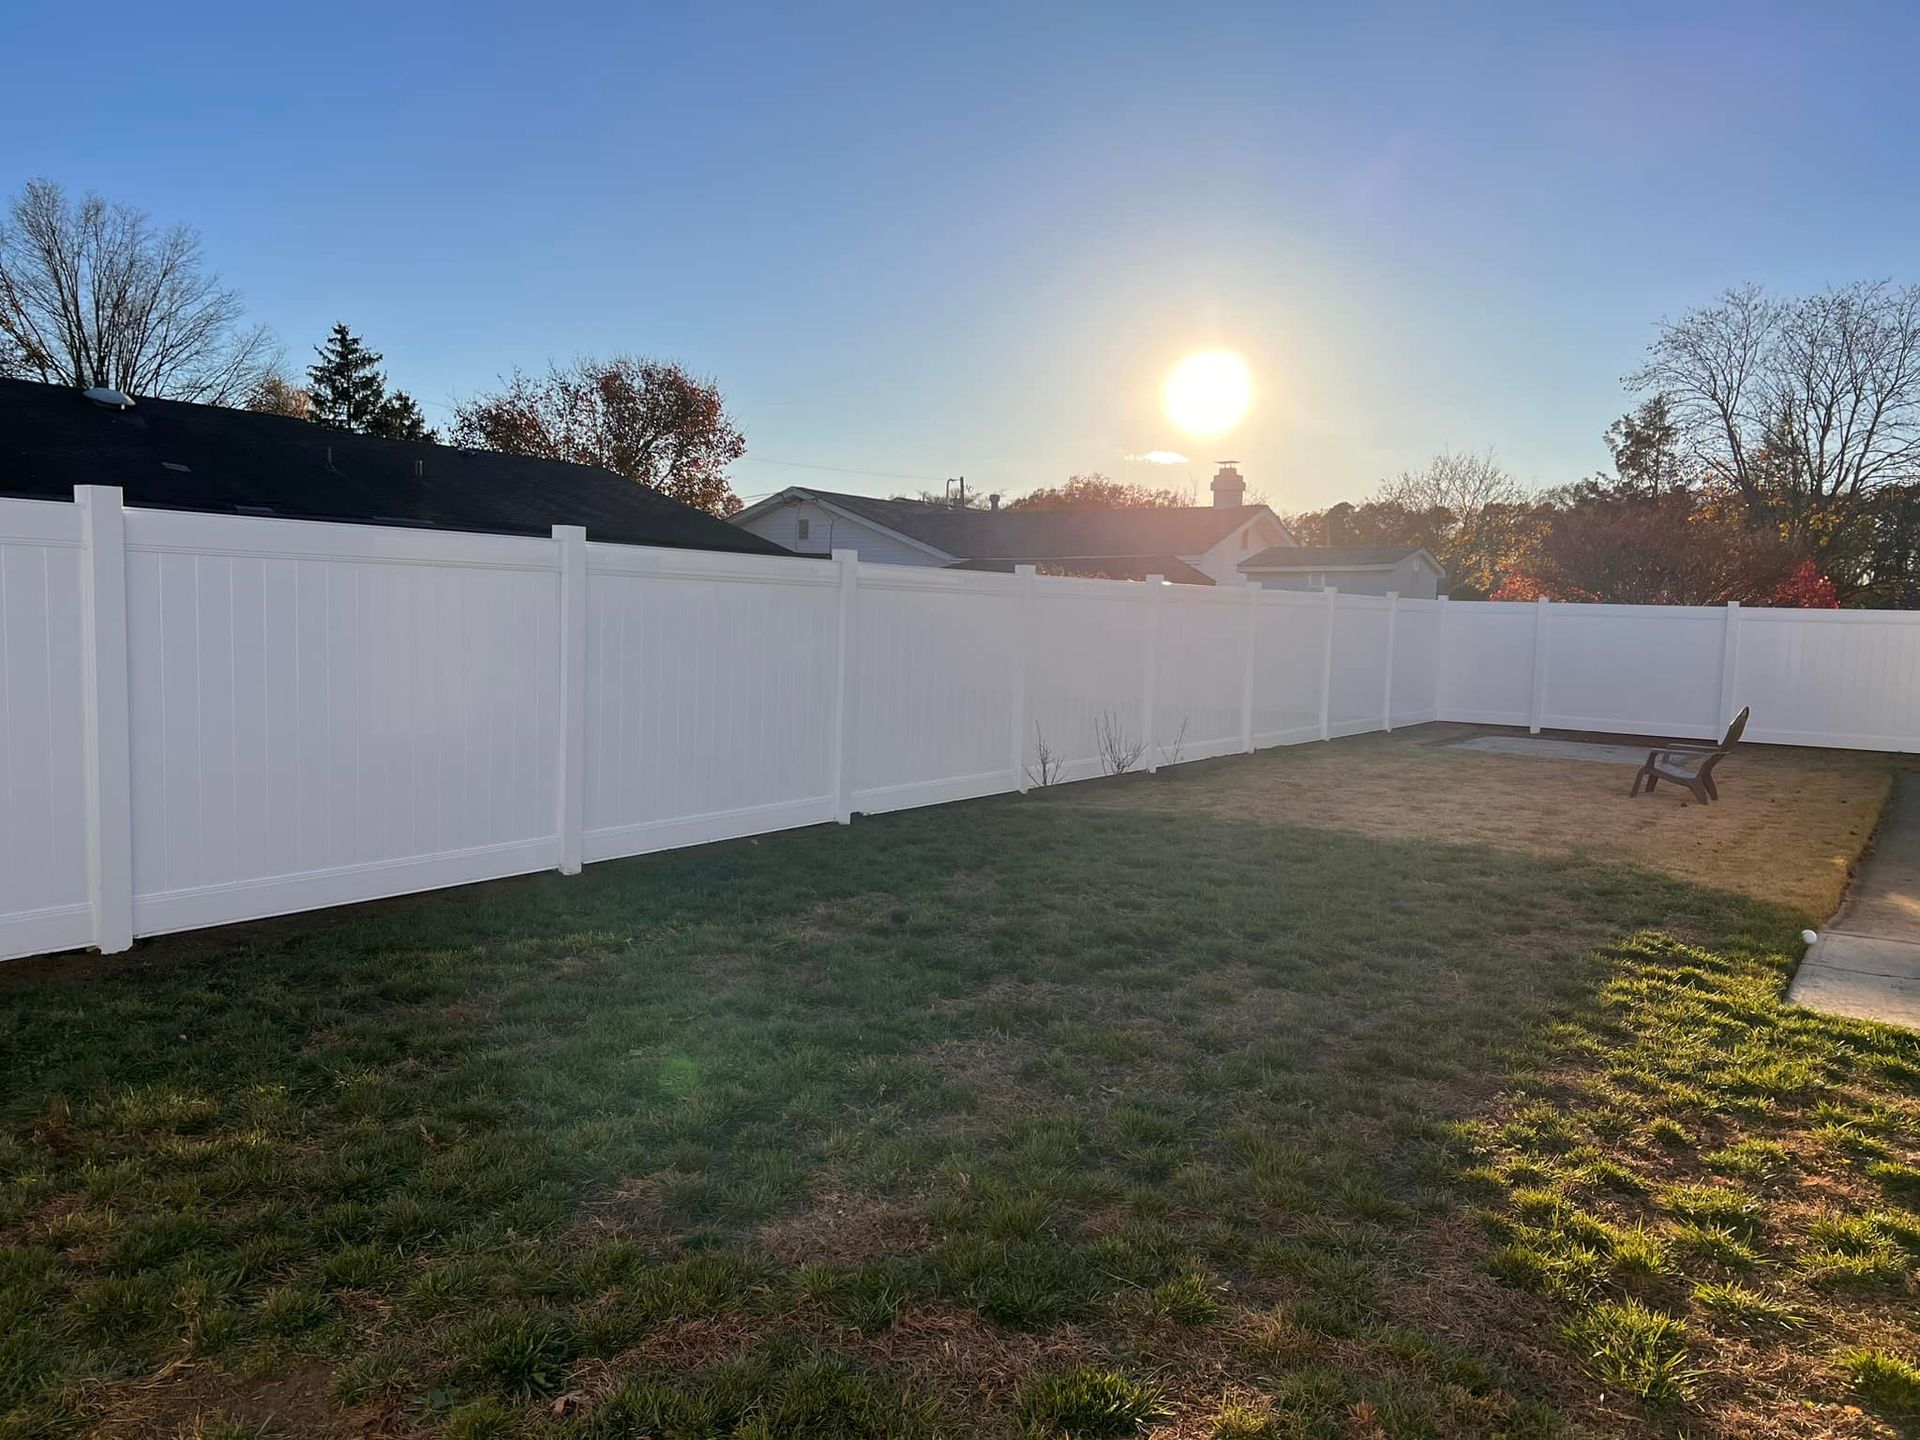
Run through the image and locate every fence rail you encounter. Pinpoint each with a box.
[2,486,1917,964]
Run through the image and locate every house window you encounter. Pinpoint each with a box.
[797,518,811,541]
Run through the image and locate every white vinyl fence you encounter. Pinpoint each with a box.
[2,486,1917,964]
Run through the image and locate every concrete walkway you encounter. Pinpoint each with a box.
[1788,774,1920,1030]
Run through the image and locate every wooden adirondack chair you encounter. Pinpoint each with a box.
[1629,706,1750,803]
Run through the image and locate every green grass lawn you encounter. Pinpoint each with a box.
[2,736,1917,1440]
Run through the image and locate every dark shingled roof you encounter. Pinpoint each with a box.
[947,554,1216,585]
[0,379,789,556]
[780,488,1268,560]
[1241,544,1433,570]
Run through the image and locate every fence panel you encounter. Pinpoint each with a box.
[1389,599,1442,728]
[1329,594,1391,738]
[1437,602,1537,726]
[1540,604,1726,738]
[1250,591,1327,744]
[121,509,563,937]
[1025,576,1152,781]
[1152,585,1247,764]
[851,564,1018,813]
[0,499,92,960]
[583,546,840,857]
[1735,609,1920,752]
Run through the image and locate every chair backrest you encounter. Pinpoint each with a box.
[1720,705,1750,751]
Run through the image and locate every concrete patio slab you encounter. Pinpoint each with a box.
[1449,735,1654,767]
[1788,774,1920,1032]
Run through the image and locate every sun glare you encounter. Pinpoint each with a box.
[1162,350,1251,437]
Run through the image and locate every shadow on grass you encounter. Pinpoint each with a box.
[0,788,1907,1439]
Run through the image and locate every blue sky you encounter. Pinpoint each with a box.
[5,1,1915,511]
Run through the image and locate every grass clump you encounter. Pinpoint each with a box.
[1019,1367,1167,1436]
[1561,1299,1695,1407]
[1845,1349,1920,1421]
[1690,1280,1801,1331]
[1658,1183,1765,1239]
[445,1307,579,1397]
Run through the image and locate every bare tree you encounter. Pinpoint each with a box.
[0,179,275,403]
[1376,447,1523,519]
[1629,281,1920,547]
[1372,448,1530,596]
[1094,710,1146,776]
[1024,724,1064,788]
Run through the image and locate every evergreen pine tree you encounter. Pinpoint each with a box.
[369,389,435,442]
[306,323,392,432]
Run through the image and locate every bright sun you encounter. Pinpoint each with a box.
[1162,350,1252,436]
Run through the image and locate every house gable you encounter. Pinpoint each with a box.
[730,489,956,566]
[1186,510,1296,584]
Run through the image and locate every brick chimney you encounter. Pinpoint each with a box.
[1211,462,1245,508]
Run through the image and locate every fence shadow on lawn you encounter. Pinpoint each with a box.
[2,773,1917,1440]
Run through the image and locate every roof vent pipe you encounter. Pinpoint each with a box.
[83,386,134,410]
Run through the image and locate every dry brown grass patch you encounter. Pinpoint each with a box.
[756,1185,934,1267]
[1080,727,1891,917]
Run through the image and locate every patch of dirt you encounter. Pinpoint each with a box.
[755,1185,934,1267]
[568,1174,684,1248]
[83,1360,347,1439]
[852,1303,1103,1415]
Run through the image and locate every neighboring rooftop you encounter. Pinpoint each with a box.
[743,486,1275,561]
[1241,543,1435,570]
[0,378,788,556]
[947,553,1218,585]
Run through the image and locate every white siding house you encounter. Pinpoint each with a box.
[738,495,958,567]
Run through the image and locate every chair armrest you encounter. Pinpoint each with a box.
[1647,746,1716,766]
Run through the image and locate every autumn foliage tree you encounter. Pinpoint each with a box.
[452,357,745,516]
[1009,473,1193,510]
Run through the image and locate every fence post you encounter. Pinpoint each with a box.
[1434,594,1451,722]
[1240,582,1258,753]
[1718,601,1742,731]
[1528,595,1550,735]
[831,550,859,822]
[77,485,134,953]
[553,525,588,875]
[1318,586,1337,741]
[1142,576,1164,772]
[1381,590,1398,733]
[1011,565,1036,791]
